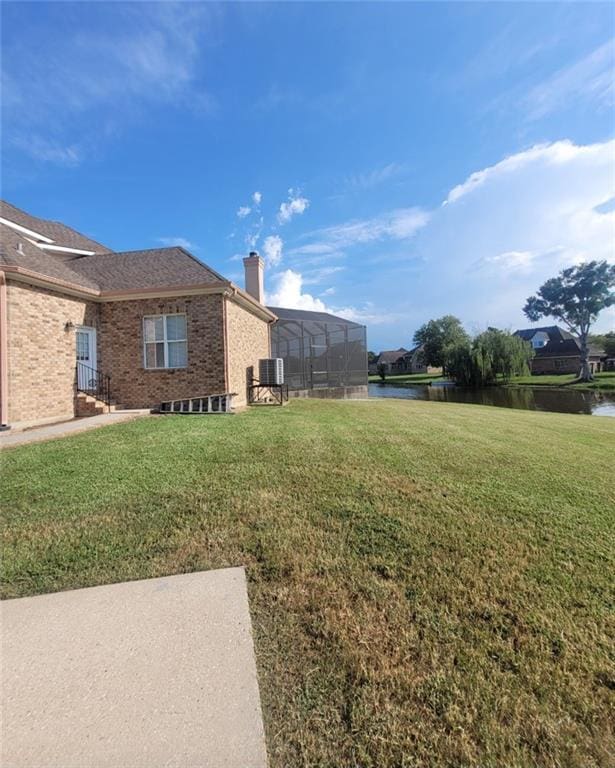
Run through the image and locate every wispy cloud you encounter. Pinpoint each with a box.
[2,3,213,165]
[343,162,403,192]
[303,208,429,251]
[157,236,198,251]
[523,39,615,120]
[237,206,251,219]
[278,189,310,225]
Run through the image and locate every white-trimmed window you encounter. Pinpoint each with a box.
[143,314,187,369]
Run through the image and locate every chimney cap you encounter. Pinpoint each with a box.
[248,250,258,258]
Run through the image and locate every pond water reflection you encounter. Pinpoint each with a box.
[368,382,615,417]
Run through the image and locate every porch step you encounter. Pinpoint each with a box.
[76,393,123,418]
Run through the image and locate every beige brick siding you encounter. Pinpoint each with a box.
[98,294,227,409]
[225,297,271,406]
[6,280,99,424]
[5,282,271,424]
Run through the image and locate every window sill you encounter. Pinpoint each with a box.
[142,367,188,372]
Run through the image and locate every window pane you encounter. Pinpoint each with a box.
[144,316,164,342]
[166,315,186,341]
[168,341,187,368]
[145,342,165,368]
[76,331,89,361]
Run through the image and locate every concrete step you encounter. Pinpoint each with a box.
[76,393,123,417]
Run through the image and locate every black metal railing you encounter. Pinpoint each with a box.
[76,362,112,405]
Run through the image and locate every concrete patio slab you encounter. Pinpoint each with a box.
[0,410,151,449]
[1,569,268,768]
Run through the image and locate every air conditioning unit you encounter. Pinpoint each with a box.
[259,358,284,386]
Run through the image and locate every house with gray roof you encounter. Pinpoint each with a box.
[0,201,277,430]
[513,326,607,375]
[371,346,428,375]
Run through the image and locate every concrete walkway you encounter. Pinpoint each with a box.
[1,569,268,768]
[0,410,151,449]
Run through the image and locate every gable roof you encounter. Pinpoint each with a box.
[514,326,576,343]
[0,200,111,254]
[0,222,101,291]
[267,306,364,328]
[67,247,227,293]
[0,200,276,320]
[376,348,409,364]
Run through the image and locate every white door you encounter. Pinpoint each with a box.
[76,326,97,390]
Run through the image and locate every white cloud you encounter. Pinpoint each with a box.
[3,3,212,165]
[157,236,197,251]
[266,269,397,326]
[262,235,284,267]
[303,207,429,252]
[237,206,251,219]
[266,270,328,311]
[404,137,615,333]
[478,250,537,273]
[252,191,262,205]
[443,140,607,205]
[524,39,615,120]
[278,189,310,224]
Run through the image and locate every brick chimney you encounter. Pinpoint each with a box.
[243,251,264,304]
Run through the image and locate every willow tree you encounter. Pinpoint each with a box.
[524,261,615,381]
[444,328,533,387]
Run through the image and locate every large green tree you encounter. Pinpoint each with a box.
[524,261,615,381]
[413,315,469,373]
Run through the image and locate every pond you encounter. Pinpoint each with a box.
[368,382,615,417]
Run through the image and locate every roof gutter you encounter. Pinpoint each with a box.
[228,284,277,322]
[1,266,277,322]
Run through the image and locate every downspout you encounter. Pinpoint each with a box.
[0,271,10,430]
[222,292,231,393]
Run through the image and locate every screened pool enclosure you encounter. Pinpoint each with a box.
[268,307,368,393]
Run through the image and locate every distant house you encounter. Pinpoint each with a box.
[514,326,607,375]
[370,345,429,375]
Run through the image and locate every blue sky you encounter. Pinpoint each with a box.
[2,2,614,350]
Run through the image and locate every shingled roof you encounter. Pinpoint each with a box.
[514,326,576,343]
[0,200,111,254]
[0,222,100,291]
[376,348,409,364]
[0,202,228,294]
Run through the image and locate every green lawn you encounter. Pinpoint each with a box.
[2,400,614,767]
[508,371,615,391]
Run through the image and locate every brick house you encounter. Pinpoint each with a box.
[0,201,276,430]
[370,345,429,375]
[514,326,607,375]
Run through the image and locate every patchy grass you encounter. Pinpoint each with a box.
[1,400,614,767]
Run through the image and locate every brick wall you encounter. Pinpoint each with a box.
[6,280,99,425]
[5,283,271,424]
[531,356,579,375]
[225,297,271,406]
[98,294,227,409]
